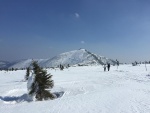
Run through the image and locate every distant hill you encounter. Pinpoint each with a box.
[0,61,10,69]
[1,49,117,69]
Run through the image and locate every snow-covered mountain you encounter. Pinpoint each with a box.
[40,49,116,67]
[2,49,117,69]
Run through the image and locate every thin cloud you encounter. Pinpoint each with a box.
[75,13,80,19]
[81,41,85,44]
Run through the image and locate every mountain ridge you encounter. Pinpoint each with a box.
[0,49,117,69]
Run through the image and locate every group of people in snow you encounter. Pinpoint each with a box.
[103,63,110,71]
[103,59,119,72]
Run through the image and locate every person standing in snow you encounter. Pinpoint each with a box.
[103,64,106,72]
[107,63,110,71]
[116,59,119,69]
[116,59,119,66]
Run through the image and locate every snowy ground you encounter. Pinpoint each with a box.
[0,64,150,113]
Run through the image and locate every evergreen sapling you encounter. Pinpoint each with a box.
[28,61,55,101]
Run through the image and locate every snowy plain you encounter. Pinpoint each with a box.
[0,64,150,113]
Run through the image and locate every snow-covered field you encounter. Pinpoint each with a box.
[0,64,150,113]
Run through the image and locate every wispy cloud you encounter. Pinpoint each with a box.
[81,41,85,44]
[75,13,80,19]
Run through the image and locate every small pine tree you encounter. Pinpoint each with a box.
[25,67,30,80]
[28,61,55,101]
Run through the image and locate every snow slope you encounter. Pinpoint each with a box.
[8,49,116,69]
[8,59,47,69]
[0,64,150,113]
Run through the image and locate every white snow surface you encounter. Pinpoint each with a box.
[1,64,150,113]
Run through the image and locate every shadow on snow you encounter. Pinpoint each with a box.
[0,94,31,103]
[0,91,64,104]
[53,91,64,98]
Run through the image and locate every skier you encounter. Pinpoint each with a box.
[107,63,110,71]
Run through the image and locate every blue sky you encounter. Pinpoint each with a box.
[0,0,150,63]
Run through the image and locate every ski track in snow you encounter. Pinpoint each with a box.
[0,64,150,113]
